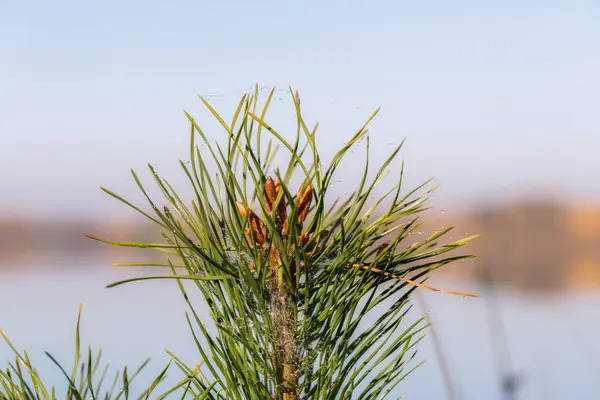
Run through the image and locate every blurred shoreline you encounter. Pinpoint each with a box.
[2,198,599,292]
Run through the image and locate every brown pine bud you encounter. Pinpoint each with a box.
[236,202,266,245]
[299,232,312,246]
[297,183,313,226]
[274,178,287,235]
[264,177,277,213]
[236,202,248,219]
[250,214,266,245]
[282,221,289,237]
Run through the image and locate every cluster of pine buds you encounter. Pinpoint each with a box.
[236,176,313,250]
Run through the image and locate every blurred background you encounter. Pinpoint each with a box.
[1,1,599,399]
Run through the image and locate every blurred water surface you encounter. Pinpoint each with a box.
[2,257,600,399]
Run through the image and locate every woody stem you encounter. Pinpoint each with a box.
[269,247,298,400]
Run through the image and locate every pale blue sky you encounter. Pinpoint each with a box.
[1,0,599,220]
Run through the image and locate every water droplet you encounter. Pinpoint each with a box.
[440,209,445,215]
[337,180,342,185]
